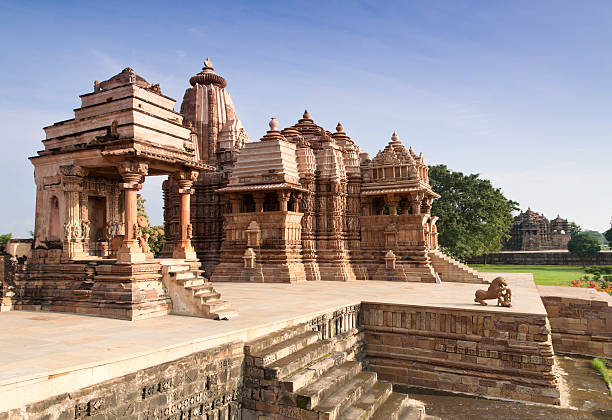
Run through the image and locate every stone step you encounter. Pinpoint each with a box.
[165,264,191,274]
[245,323,311,355]
[178,277,206,288]
[174,271,196,281]
[295,361,363,409]
[282,351,349,393]
[251,330,320,367]
[213,308,239,320]
[370,393,411,420]
[197,291,222,303]
[205,299,229,312]
[313,371,378,420]
[266,339,334,380]
[187,283,215,295]
[338,381,392,420]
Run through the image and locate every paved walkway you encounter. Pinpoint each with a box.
[0,273,543,411]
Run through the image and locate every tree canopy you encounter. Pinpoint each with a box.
[0,233,12,244]
[137,195,165,257]
[567,232,601,267]
[429,165,518,261]
[582,230,607,246]
[604,218,612,245]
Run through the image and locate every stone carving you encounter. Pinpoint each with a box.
[63,221,82,241]
[81,220,90,241]
[474,277,512,307]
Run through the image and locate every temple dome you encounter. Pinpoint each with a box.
[189,58,227,88]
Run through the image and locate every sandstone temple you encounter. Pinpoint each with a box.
[503,208,571,251]
[0,59,610,420]
[16,59,485,322]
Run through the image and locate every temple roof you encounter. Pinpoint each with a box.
[371,132,423,166]
[189,58,227,88]
[98,67,151,90]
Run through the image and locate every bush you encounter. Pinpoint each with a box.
[585,266,612,275]
[0,233,12,244]
[569,276,612,296]
[568,233,601,267]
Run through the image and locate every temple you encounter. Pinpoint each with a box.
[503,208,571,251]
[162,61,468,285]
[24,67,237,320]
[10,59,484,322]
[5,58,608,419]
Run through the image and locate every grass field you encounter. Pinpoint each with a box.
[469,264,585,286]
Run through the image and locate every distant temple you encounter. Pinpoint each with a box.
[503,208,571,251]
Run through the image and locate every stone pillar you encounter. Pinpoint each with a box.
[59,165,87,260]
[385,194,399,216]
[253,193,265,213]
[173,170,199,260]
[410,192,424,215]
[229,194,241,214]
[278,191,290,212]
[116,161,148,264]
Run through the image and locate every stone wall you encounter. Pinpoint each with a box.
[538,286,612,358]
[360,302,560,405]
[469,251,612,265]
[0,341,243,420]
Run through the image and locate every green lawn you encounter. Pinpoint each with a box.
[468,264,585,286]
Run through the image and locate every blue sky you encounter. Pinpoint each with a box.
[1,0,610,236]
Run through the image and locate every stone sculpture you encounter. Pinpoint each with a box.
[474,276,512,307]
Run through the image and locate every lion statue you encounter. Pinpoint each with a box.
[474,276,512,307]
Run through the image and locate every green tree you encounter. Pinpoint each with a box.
[583,230,606,246]
[429,165,519,261]
[568,222,582,237]
[604,218,612,245]
[0,233,12,244]
[136,195,165,257]
[567,232,600,267]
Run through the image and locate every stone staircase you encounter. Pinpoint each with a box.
[429,249,486,284]
[243,323,437,420]
[159,259,238,320]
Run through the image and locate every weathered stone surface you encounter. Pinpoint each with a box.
[538,285,612,358]
[361,302,560,406]
[0,341,243,420]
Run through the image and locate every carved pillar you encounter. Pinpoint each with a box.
[278,190,290,212]
[385,194,399,216]
[173,170,199,260]
[116,161,148,264]
[410,192,424,215]
[60,165,87,259]
[253,193,265,213]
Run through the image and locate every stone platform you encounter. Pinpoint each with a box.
[0,273,553,415]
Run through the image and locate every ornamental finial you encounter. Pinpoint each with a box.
[269,117,279,131]
[336,122,343,132]
[303,109,310,119]
[204,57,213,69]
[391,131,399,142]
